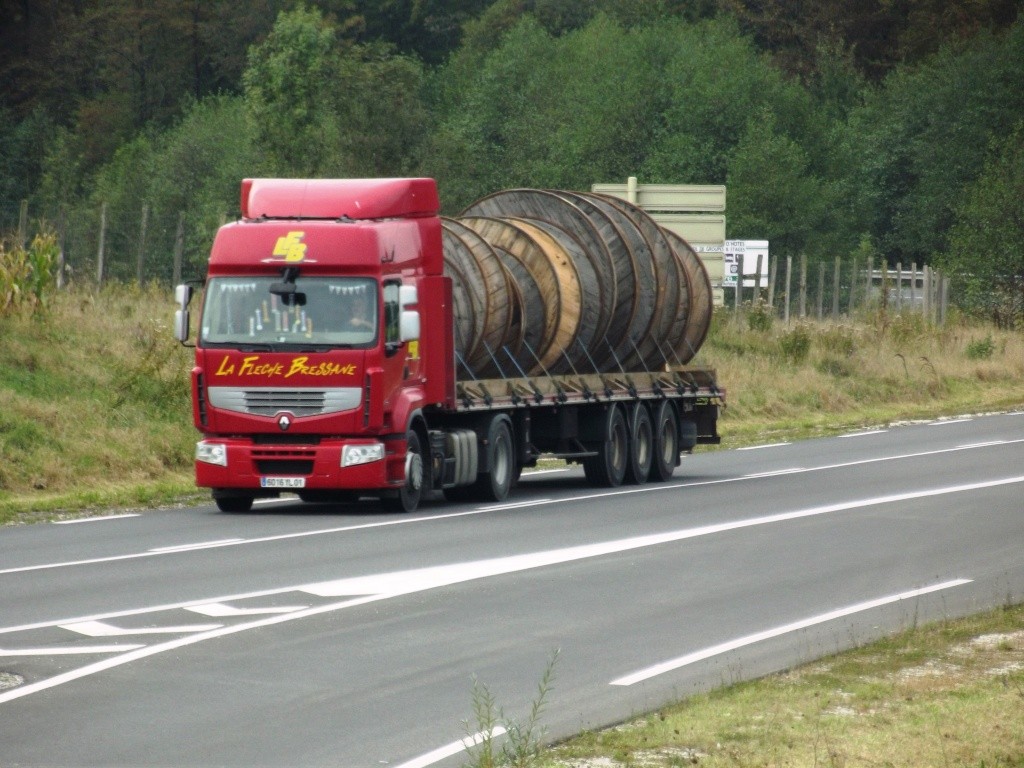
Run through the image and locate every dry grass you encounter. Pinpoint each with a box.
[1,288,1023,521]
[697,309,1024,447]
[548,606,1024,768]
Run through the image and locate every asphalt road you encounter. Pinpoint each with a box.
[1,412,1023,767]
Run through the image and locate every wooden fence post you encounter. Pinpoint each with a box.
[136,204,149,287]
[832,256,841,320]
[735,251,744,314]
[910,262,918,311]
[172,212,186,287]
[754,252,764,303]
[96,202,107,288]
[923,265,932,324]
[817,262,825,320]
[865,256,873,308]
[895,262,903,312]
[850,256,859,314]
[798,253,807,318]
[784,255,793,324]
[18,200,28,248]
[767,257,777,311]
[56,207,67,290]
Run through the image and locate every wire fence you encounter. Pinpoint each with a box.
[729,252,954,325]
[2,198,228,289]
[5,198,1021,328]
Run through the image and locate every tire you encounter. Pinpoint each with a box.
[650,401,679,482]
[583,405,628,487]
[213,493,253,513]
[624,403,653,485]
[381,430,425,513]
[470,416,514,502]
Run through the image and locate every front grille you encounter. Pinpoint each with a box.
[208,387,361,417]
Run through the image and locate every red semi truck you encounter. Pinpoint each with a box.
[173,178,723,513]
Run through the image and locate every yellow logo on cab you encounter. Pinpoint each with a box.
[272,231,307,262]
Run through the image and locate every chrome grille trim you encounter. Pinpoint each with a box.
[208,386,361,417]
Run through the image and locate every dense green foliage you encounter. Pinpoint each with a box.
[1,0,1021,321]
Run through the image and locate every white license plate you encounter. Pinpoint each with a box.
[260,477,306,489]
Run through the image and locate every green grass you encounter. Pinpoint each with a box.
[1,287,1023,523]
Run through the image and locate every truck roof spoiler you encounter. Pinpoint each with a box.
[241,178,440,221]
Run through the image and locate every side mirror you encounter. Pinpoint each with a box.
[399,310,420,343]
[398,284,419,342]
[399,284,418,308]
[174,308,190,343]
[175,283,193,309]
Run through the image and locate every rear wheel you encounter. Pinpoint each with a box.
[381,430,425,513]
[650,401,679,482]
[624,403,653,485]
[583,405,628,487]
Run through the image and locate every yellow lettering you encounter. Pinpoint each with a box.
[272,231,307,262]
[215,356,235,376]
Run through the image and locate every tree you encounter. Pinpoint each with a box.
[941,125,1024,327]
[725,110,831,259]
[844,21,1024,266]
[243,6,343,176]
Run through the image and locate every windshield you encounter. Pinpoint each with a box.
[200,276,377,349]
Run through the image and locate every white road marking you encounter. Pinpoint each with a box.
[839,429,888,438]
[1,475,1019,704]
[53,514,140,525]
[0,645,145,656]
[927,418,973,426]
[393,727,508,768]
[61,620,223,637]
[958,441,1008,449]
[186,603,307,617]
[4,439,1023,577]
[610,578,973,686]
[149,539,244,553]
[743,468,806,478]
[737,442,791,450]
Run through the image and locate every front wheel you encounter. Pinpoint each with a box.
[381,430,425,513]
[213,492,253,513]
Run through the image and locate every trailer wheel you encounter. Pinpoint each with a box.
[624,403,653,485]
[472,416,515,502]
[650,401,679,482]
[382,430,425,513]
[213,493,253,513]
[583,405,628,487]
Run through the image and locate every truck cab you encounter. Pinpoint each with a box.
[174,178,453,512]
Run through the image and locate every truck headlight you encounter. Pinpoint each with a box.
[342,443,384,467]
[196,441,228,467]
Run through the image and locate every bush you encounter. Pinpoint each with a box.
[778,324,812,363]
[745,299,774,332]
[965,335,996,359]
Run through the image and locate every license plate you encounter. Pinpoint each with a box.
[260,477,306,489]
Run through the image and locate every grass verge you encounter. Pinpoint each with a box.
[544,604,1024,767]
[1,287,1023,524]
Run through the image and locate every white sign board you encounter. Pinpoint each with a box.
[723,240,769,288]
